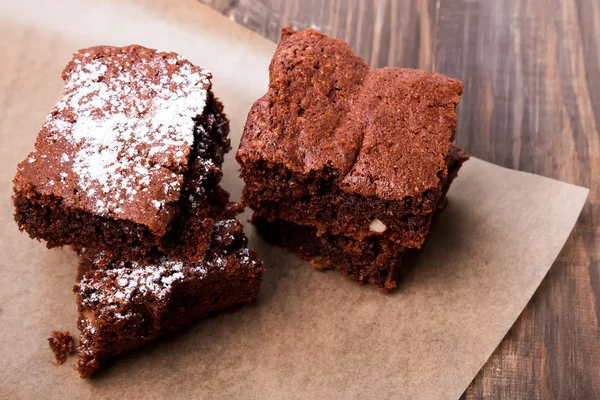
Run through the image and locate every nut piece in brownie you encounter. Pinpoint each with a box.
[254,146,468,291]
[237,28,466,248]
[74,218,263,378]
[13,45,230,262]
[255,217,411,290]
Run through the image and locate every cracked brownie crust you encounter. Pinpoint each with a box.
[237,28,465,248]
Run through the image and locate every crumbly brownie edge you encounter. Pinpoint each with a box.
[194,93,231,169]
[76,202,248,277]
[75,246,263,378]
[158,93,232,261]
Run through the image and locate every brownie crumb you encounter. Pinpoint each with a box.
[48,331,75,365]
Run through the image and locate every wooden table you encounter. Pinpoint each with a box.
[200,1,600,398]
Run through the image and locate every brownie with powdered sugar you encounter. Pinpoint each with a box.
[74,218,263,378]
[13,45,264,379]
[13,45,230,262]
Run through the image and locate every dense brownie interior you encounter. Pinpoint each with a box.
[252,145,468,291]
[241,147,466,247]
[255,216,410,291]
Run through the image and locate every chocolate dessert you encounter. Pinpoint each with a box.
[237,28,469,290]
[13,45,264,377]
[254,146,468,291]
[75,218,263,378]
[13,45,230,262]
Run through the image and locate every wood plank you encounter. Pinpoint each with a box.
[435,0,600,398]
[199,0,438,70]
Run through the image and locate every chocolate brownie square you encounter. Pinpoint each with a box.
[13,45,230,262]
[237,28,465,248]
[254,146,469,291]
[75,218,263,378]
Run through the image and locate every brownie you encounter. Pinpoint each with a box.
[13,45,231,262]
[254,146,469,291]
[255,217,410,290]
[74,218,263,378]
[48,331,75,365]
[237,28,465,248]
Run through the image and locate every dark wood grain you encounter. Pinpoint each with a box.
[199,0,600,398]
[200,0,438,70]
[435,1,600,398]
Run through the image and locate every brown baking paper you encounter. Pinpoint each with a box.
[0,0,589,399]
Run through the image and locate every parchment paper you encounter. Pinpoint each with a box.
[0,0,589,399]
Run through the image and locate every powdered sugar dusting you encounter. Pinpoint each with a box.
[212,219,237,242]
[45,48,211,217]
[78,257,210,324]
[81,259,191,306]
[237,248,253,265]
[78,251,257,311]
[77,245,260,332]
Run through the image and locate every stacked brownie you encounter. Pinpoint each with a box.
[237,28,469,291]
[13,45,263,377]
